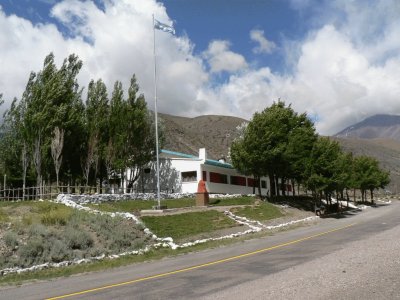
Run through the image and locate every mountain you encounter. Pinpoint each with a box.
[332,137,400,193]
[159,113,247,160]
[160,113,400,193]
[335,114,400,140]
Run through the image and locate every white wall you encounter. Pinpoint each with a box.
[168,158,202,193]
[201,164,270,195]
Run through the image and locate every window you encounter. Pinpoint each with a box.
[261,180,266,188]
[210,172,228,184]
[202,171,207,181]
[230,175,247,186]
[247,178,260,187]
[181,171,197,182]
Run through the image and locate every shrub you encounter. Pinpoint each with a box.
[4,231,19,249]
[0,208,9,223]
[18,237,45,267]
[28,223,48,238]
[64,227,94,250]
[41,209,71,226]
[49,239,70,263]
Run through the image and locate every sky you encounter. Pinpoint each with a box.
[1,0,400,135]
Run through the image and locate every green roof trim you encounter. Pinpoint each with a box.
[161,149,198,159]
[204,159,234,169]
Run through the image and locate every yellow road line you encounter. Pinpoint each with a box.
[46,223,356,300]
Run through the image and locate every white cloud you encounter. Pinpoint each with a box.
[203,40,248,73]
[250,29,276,54]
[0,0,210,117]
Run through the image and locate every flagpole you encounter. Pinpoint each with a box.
[153,14,161,209]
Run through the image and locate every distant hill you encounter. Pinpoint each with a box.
[335,114,400,140]
[160,113,400,193]
[333,137,400,193]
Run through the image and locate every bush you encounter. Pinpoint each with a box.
[0,208,9,223]
[49,239,70,263]
[4,231,19,249]
[41,209,71,226]
[18,237,45,267]
[28,223,48,238]
[64,227,93,250]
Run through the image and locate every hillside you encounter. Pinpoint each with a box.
[159,113,247,160]
[333,137,400,193]
[335,114,400,140]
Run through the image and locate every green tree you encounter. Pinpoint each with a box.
[305,136,342,204]
[284,113,318,195]
[231,101,317,197]
[353,156,390,203]
[83,79,109,185]
[124,75,156,191]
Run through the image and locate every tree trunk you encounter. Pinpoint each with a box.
[281,178,286,197]
[51,127,64,189]
[33,135,42,199]
[269,174,275,197]
[275,176,280,196]
[256,176,262,198]
[291,179,296,196]
[21,143,29,200]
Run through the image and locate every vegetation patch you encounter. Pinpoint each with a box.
[0,208,9,223]
[0,201,150,270]
[87,196,256,213]
[141,210,237,241]
[209,196,256,206]
[87,198,196,212]
[230,202,283,221]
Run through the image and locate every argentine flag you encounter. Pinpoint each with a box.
[154,19,175,35]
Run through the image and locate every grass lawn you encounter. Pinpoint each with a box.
[87,196,257,213]
[87,198,196,212]
[141,210,237,241]
[209,196,256,206]
[230,202,284,221]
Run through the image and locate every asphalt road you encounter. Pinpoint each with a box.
[1,200,399,300]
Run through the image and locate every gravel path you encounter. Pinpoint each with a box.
[201,218,400,300]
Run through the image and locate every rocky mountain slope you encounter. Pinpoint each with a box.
[335,114,400,140]
[159,113,247,160]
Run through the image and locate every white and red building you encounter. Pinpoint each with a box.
[133,148,271,195]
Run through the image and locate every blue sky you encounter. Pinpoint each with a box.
[1,0,400,135]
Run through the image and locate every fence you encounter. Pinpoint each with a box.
[0,185,175,201]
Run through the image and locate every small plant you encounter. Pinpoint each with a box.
[49,239,70,263]
[0,208,9,223]
[41,209,71,226]
[4,231,19,249]
[18,237,45,267]
[64,227,94,250]
[28,223,48,238]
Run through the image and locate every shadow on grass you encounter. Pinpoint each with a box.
[209,199,221,205]
[267,195,375,219]
[268,195,315,212]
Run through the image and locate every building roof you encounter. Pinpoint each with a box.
[161,149,234,169]
[204,159,234,169]
[161,149,198,159]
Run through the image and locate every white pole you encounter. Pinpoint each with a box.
[153,14,161,209]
